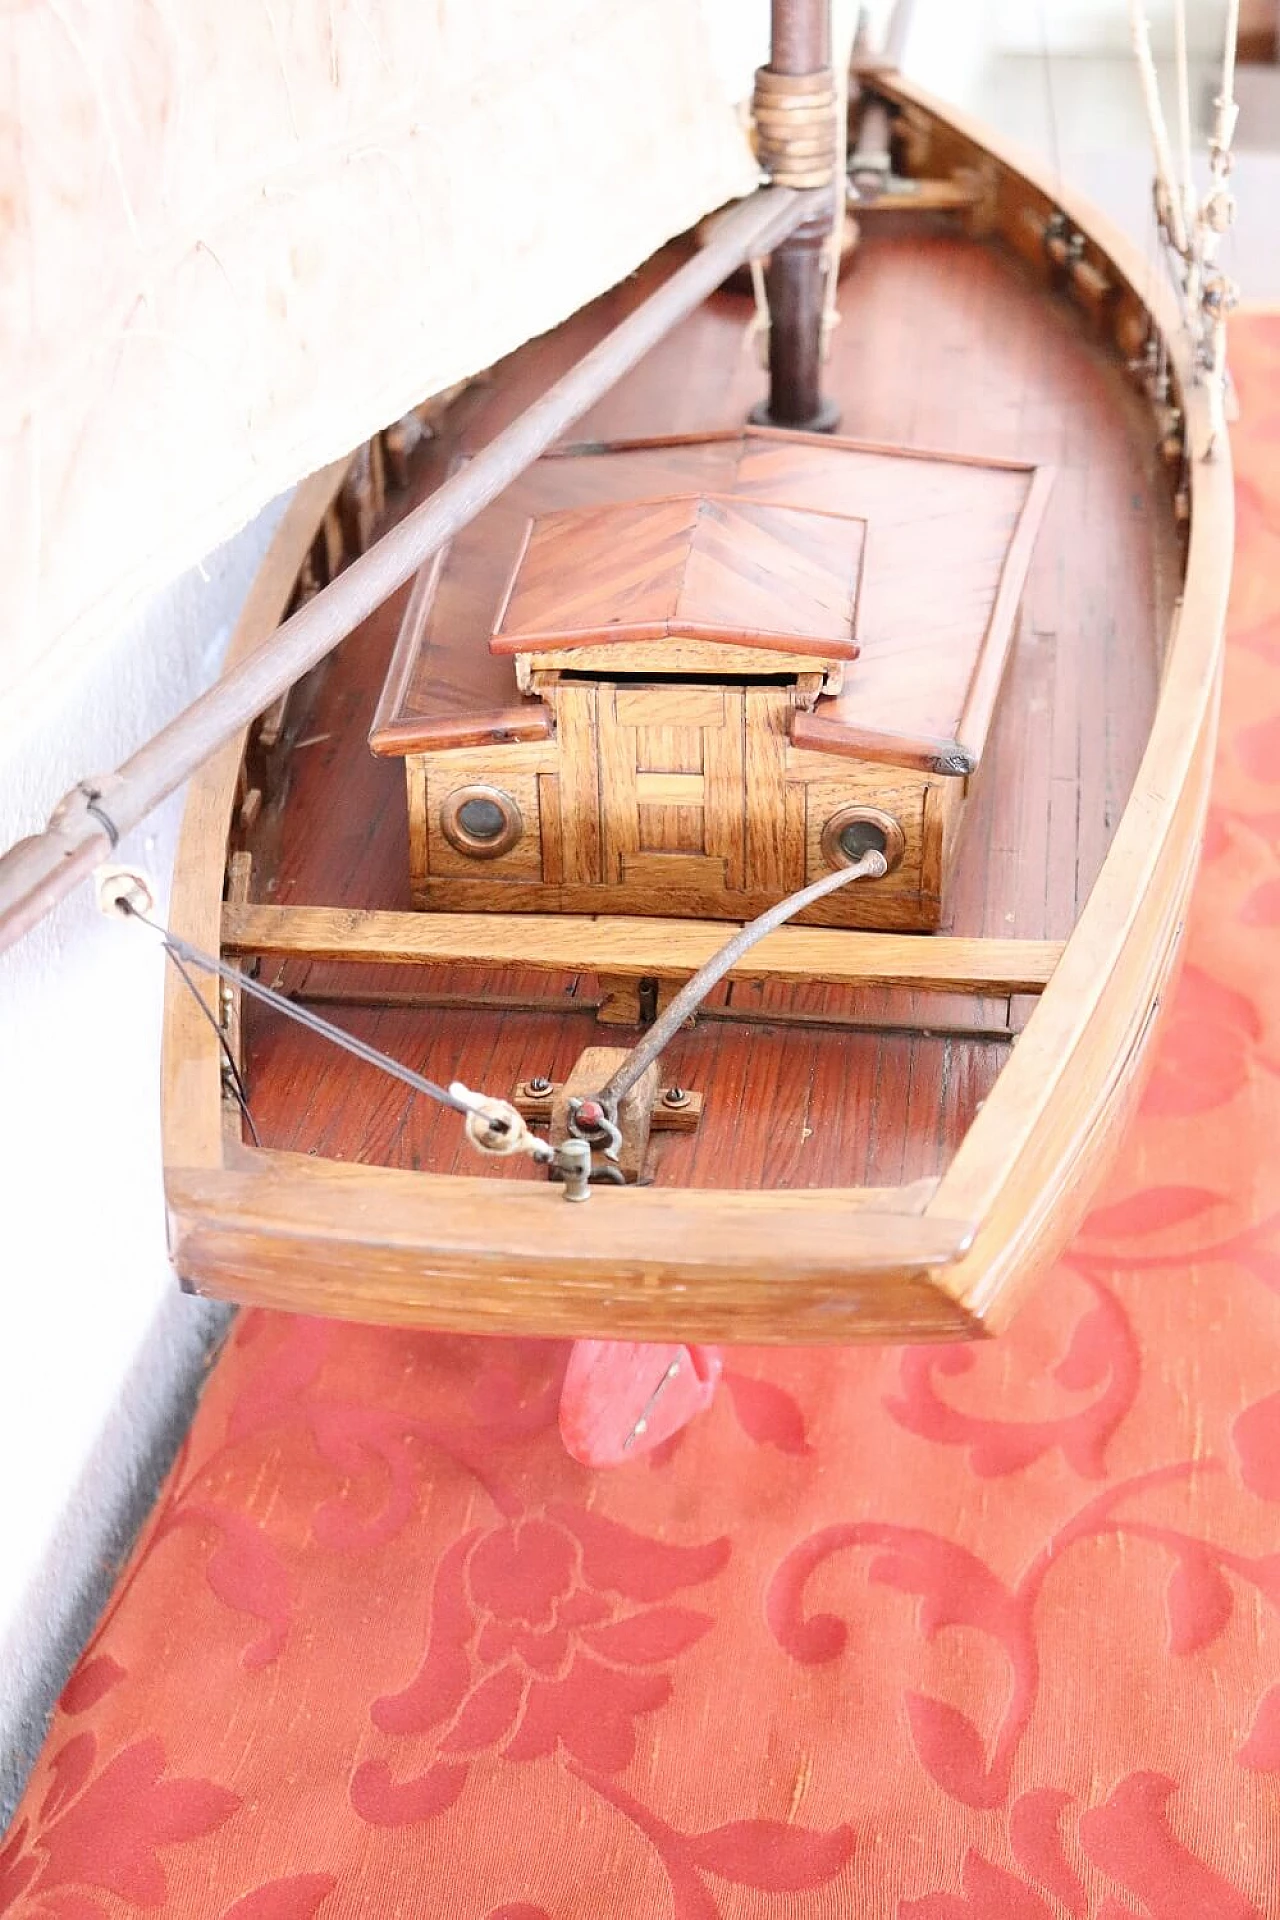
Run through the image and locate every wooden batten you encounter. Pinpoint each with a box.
[516,642,846,690]
[221,901,1065,997]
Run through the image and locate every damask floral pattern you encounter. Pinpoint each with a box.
[354,1505,728,1792]
[4,316,1280,1914]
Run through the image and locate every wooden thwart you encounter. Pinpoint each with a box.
[221,901,1064,997]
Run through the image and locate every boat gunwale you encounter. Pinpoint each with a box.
[880,74,1231,1326]
[161,77,1231,1343]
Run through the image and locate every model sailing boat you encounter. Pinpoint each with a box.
[0,2,1237,1464]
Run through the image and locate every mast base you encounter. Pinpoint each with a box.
[748,395,841,434]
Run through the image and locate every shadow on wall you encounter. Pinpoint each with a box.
[0,493,287,1822]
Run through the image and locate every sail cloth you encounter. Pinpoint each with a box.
[2,0,758,714]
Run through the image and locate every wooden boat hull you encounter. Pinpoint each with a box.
[162,75,1231,1345]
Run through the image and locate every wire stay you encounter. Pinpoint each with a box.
[106,890,569,1177]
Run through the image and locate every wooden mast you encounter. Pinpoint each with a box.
[751,0,840,431]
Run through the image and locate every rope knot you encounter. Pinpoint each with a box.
[751,65,838,190]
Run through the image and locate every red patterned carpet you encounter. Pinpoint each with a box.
[5,314,1280,1918]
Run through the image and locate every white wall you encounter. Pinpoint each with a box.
[0,496,286,1817]
[991,0,1232,56]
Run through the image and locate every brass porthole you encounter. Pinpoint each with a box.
[439,783,523,859]
[820,804,905,875]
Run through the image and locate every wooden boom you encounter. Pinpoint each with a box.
[0,184,822,956]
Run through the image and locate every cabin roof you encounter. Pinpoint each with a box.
[370,427,1051,774]
[489,494,864,661]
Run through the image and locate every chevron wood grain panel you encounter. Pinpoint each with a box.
[491,494,864,655]
[373,423,1047,777]
[496,498,694,642]
[673,497,865,644]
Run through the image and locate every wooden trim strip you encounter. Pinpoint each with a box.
[938,690,1218,1331]
[221,901,1064,996]
[367,546,446,749]
[789,711,965,776]
[635,771,705,803]
[490,619,859,661]
[955,463,1058,764]
[370,706,553,757]
[553,424,1041,476]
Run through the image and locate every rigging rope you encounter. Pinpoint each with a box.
[1130,0,1240,456]
[1037,0,1066,215]
[594,846,887,1113]
[820,39,850,360]
[1173,0,1196,268]
[1201,0,1242,453]
[1130,0,1192,261]
[110,895,556,1169]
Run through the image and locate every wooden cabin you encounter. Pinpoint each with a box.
[371,428,1052,932]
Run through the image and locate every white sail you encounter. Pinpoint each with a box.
[2,0,758,711]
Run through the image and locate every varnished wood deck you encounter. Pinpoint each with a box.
[239,219,1176,1193]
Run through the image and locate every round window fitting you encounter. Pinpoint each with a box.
[440,784,524,859]
[820,804,905,875]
